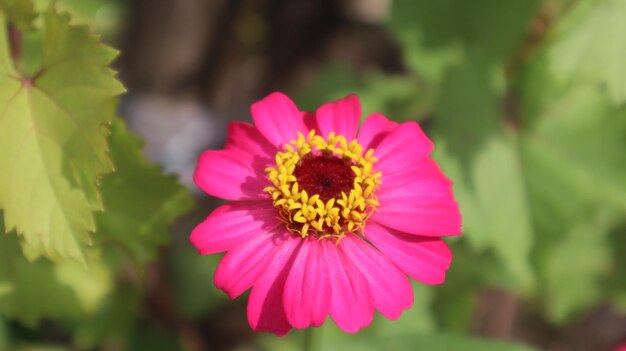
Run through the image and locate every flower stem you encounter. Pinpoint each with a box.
[302,327,318,351]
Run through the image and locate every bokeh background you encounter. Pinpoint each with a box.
[1,0,625,350]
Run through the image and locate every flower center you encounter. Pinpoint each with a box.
[264,130,382,240]
[294,154,355,202]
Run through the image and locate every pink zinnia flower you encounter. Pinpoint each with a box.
[191,93,461,335]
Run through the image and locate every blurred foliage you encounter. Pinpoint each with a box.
[301,0,626,337]
[169,245,229,319]
[96,120,194,266]
[1,0,625,350]
[261,327,537,351]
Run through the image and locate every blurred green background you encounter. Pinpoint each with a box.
[0,0,625,350]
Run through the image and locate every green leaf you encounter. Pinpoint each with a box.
[608,222,626,310]
[95,119,193,265]
[357,73,431,122]
[33,0,125,39]
[388,0,540,79]
[0,0,36,30]
[261,283,435,351]
[431,56,535,290]
[0,316,8,351]
[515,2,626,319]
[14,347,69,351]
[70,284,140,348]
[170,245,228,318]
[296,64,362,111]
[296,64,429,122]
[0,7,124,263]
[433,57,504,165]
[127,327,185,351]
[519,84,626,321]
[429,0,626,319]
[432,240,526,332]
[0,214,114,325]
[262,284,437,351]
[261,331,536,351]
[441,136,534,289]
[372,282,435,335]
[544,0,626,104]
[522,86,626,215]
[0,234,141,348]
[33,0,105,25]
[381,333,537,351]
[543,220,611,322]
[0,232,114,325]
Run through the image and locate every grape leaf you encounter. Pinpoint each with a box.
[0,7,124,263]
[0,0,35,30]
[95,119,193,265]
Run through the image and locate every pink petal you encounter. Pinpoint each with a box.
[225,122,276,159]
[365,222,452,285]
[372,176,461,236]
[357,112,399,150]
[214,227,290,299]
[614,343,626,351]
[340,235,413,320]
[283,237,331,329]
[251,92,308,148]
[247,234,302,336]
[379,155,449,188]
[372,121,434,176]
[369,123,461,236]
[302,111,318,131]
[322,239,374,333]
[190,201,280,255]
[315,94,361,140]
[193,150,270,200]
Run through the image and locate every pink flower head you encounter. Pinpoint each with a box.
[191,92,461,335]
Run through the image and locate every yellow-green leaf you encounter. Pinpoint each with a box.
[0,7,124,264]
[0,0,36,30]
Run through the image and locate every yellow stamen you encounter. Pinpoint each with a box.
[264,130,382,241]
